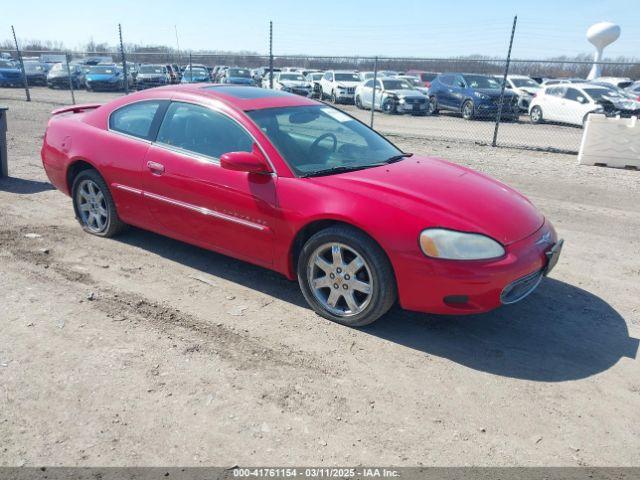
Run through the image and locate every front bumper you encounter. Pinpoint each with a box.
[397,99,428,114]
[395,220,561,315]
[476,98,520,118]
[86,80,123,91]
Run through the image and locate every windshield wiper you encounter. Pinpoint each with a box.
[301,164,381,178]
[384,152,413,164]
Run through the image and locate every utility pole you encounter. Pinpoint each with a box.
[174,25,181,63]
[189,52,193,82]
[11,26,30,102]
[370,56,378,128]
[492,15,517,147]
[118,23,129,94]
[269,21,274,89]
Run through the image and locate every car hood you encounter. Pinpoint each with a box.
[518,87,541,95]
[138,73,165,79]
[280,80,310,87]
[228,77,253,84]
[311,157,544,245]
[385,88,424,98]
[86,73,118,81]
[0,67,21,74]
[336,81,360,88]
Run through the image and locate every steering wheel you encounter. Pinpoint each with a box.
[309,132,338,159]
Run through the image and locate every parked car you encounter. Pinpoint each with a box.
[0,59,24,87]
[358,71,376,81]
[529,83,640,127]
[273,72,312,96]
[624,81,640,100]
[355,77,428,115]
[531,77,549,85]
[592,77,634,89]
[504,75,542,111]
[22,60,48,86]
[41,85,562,326]
[261,68,282,88]
[405,70,439,88]
[428,73,519,120]
[221,67,254,85]
[136,64,171,89]
[397,75,429,95]
[84,65,132,91]
[540,78,584,87]
[306,72,325,98]
[181,66,211,83]
[47,62,85,89]
[318,70,361,103]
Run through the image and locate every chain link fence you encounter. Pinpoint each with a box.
[1,46,638,154]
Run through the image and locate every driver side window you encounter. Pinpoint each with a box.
[156,102,253,160]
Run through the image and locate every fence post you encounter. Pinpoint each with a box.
[189,52,193,82]
[118,23,129,94]
[492,15,517,147]
[65,53,76,105]
[269,21,274,89]
[370,56,378,128]
[11,26,31,102]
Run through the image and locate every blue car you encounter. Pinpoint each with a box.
[0,59,24,87]
[428,73,520,120]
[221,67,254,85]
[84,65,132,91]
[181,66,211,83]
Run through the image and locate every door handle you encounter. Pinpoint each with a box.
[147,161,165,175]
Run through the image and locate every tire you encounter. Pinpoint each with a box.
[318,87,324,100]
[331,91,338,104]
[462,100,475,120]
[382,98,397,114]
[355,95,363,109]
[71,169,126,238]
[428,96,439,115]
[530,106,544,124]
[297,225,397,327]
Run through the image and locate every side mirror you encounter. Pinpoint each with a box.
[220,145,271,174]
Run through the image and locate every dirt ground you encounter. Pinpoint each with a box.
[1,87,639,467]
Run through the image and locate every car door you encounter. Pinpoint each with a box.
[142,101,277,267]
[450,75,468,110]
[360,79,373,107]
[563,87,592,126]
[106,99,168,227]
[542,86,566,122]
[436,75,455,109]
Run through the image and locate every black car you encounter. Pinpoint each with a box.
[136,64,171,89]
[46,62,84,89]
[23,61,48,86]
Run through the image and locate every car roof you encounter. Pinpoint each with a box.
[124,84,318,111]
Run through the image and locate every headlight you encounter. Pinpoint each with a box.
[419,228,505,260]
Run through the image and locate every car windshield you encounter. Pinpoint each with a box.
[280,73,306,81]
[89,66,116,74]
[464,75,501,89]
[247,105,402,176]
[186,67,208,75]
[382,79,413,90]
[335,73,360,82]
[0,60,16,68]
[139,65,165,74]
[49,63,65,73]
[584,88,624,101]
[310,73,323,80]
[24,62,44,72]
[229,68,251,78]
[511,78,539,88]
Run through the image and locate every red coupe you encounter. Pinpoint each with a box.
[41,85,563,326]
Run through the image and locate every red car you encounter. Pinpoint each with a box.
[41,85,563,327]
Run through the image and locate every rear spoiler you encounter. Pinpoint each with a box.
[51,104,102,116]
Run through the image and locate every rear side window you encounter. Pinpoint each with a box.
[564,88,583,102]
[439,75,454,86]
[109,101,163,140]
[156,102,253,159]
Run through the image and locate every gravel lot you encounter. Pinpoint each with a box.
[1,87,639,467]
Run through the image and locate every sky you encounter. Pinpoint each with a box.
[3,0,640,59]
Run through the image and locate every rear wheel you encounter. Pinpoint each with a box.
[428,96,439,114]
[355,95,363,109]
[331,91,338,104]
[71,169,126,237]
[297,225,397,327]
[530,105,544,124]
[462,100,475,120]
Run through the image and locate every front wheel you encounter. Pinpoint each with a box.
[297,226,397,327]
[331,91,338,104]
[530,105,544,124]
[382,98,398,114]
[428,96,439,114]
[462,100,475,120]
[72,169,126,237]
[355,95,363,109]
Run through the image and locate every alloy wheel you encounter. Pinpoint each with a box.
[76,179,109,233]
[306,242,373,318]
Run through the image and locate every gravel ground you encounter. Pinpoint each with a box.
[0,87,639,467]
